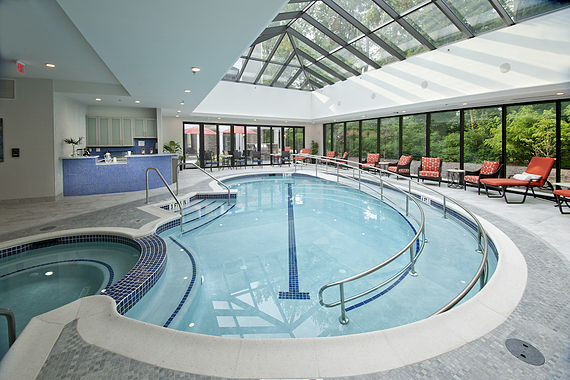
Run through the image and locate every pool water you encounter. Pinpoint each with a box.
[129,175,496,338]
[0,242,140,358]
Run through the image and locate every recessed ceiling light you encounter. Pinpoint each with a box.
[45,63,55,68]
[180,101,185,105]
[177,110,181,113]
[184,89,191,93]
[218,117,221,120]
[134,100,140,104]
[402,111,406,113]
[254,119,257,122]
[557,92,565,95]
[95,98,101,101]
[191,67,200,74]
[176,114,179,118]
[463,102,468,105]
[44,271,54,276]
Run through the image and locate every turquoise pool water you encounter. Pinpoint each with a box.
[0,242,140,358]
[128,175,497,338]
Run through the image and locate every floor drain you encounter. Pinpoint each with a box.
[39,225,57,231]
[505,338,545,366]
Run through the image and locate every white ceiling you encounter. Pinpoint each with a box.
[0,0,287,116]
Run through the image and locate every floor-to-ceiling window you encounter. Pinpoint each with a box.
[332,122,344,156]
[430,111,460,172]
[183,123,200,165]
[380,117,399,161]
[562,101,570,182]
[463,107,502,172]
[402,115,426,173]
[361,119,378,161]
[245,126,258,165]
[261,126,272,164]
[346,121,359,161]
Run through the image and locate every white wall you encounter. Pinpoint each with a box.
[54,93,87,196]
[162,116,183,151]
[0,78,56,202]
[86,106,155,118]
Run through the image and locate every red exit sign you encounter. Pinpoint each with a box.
[16,60,25,74]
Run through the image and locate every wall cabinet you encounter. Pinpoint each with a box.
[87,117,155,146]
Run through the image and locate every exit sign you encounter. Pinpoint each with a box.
[16,60,25,74]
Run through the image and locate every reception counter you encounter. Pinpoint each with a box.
[62,154,174,196]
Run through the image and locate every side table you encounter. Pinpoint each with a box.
[447,169,465,189]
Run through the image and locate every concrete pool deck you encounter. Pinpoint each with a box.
[0,165,569,379]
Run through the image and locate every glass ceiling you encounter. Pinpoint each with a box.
[222,0,568,91]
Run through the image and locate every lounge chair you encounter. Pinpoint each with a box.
[362,153,380,171]
[480,157,555,204]
[464,160,502,194]
[418,157,442,186]
[294,148,312,163]
[322,150,336,165]
[387,155,412,177]
[553,190,570,214]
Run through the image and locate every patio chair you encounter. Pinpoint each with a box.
[387,155,412,178]
[417,157,442,186]
[204,152,218,171]
[281,150,291,166]
[294,148,311,163]
[322,150,336,165]
[480,157,555,204]
[553,190,570,214]
[464,160,502,194]
[362,153,380,171]
[233,150,246,168]
[252,151,262,166]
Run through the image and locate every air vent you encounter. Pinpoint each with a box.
[0,79,15,99]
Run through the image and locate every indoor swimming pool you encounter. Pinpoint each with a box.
[127,174,497,338]
[0,239,140,357]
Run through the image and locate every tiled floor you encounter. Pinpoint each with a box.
[1,165,569,379]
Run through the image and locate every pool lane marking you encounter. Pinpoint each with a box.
[279,183,310,300]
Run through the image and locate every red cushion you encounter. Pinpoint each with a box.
[421,157,440,172]
[480,178,541,186]
[366,153,379,164]
[419,171,439,177]
[554,190,570,198]
[480,160,499,175]
[399,169,410,173]
[398,155,412,166]
[326,151,335,158]
[464,175,479,184]
[388,166,397,172]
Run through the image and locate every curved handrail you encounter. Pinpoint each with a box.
[146,167,183,233]
[293,153,489,323]
[183,162,232,206]
[1,308,16,348]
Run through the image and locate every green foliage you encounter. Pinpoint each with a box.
[64,137,83,145]
[163,140,183,161]
[311,140,319,155]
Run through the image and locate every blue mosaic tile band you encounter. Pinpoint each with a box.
[279,183,310,300]
[162,236,198,328]
[0,259,115,291]
[345,267,411,312]
[0,234,167,316]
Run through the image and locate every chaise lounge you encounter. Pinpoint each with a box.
[553,189,570,214]
[480,157,555,204]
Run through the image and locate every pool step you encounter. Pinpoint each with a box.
[182,201,235,234]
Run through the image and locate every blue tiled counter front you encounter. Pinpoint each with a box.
[62,155,174,196]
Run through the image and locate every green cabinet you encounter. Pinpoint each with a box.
[133,118,157,138]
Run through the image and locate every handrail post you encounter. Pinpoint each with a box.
[339,283,349,324]
[380,178,384,200]
[476,227,483,253]
[1,308,16,348]
[358,169,361,190]
[409,245,417,276]
[443,196,447,219]
[146,167,183,233]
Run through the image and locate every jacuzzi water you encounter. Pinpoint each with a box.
[128,175,497,338]
[0,242,140,358]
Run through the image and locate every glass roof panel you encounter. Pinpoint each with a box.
[250,35,280,61]
[332,48,370,73]
[501,0,567,22]
[259,63,284,85]
[291,35,325,61]
[403,3,464,47]
[274,65,299,87]
[307,63,341,83]
[374,22,427,57]
[383,0,425,14]
[291,71,309,89]
[268,19,290,28]
[223,58,245,81]
[318,57,353,79]
[306,2,363,42]
[443,0,504,34]
[291,17,341,53]
[271,35,294,63]
[352,37,398,66]
[333,0,392,30]
[282,2,310,12]
[240,59,265,83]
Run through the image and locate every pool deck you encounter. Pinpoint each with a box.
[0,165,569,379]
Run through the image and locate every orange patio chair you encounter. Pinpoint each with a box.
[362,153,380,171]
[418,157,442,186]
[387,155,412,177]
[322,150,336,165]
[464,160,502,194]
[480,157,555,204]
[553,189,570,214]
[295,148,312,163]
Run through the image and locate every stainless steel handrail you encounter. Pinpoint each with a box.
[293,153,489,324]
[183,162,232,205]
[1,308,16,348]
[145,167,183,233]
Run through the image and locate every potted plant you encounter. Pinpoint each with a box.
[64,137,83,157]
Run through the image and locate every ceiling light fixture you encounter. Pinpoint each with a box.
[184,89,191,93]
[95,98,101,101]
[45,63,55,68]
[557,92,565,96]
[463,102,468,105]
[176,114,179,118]
[180,101,185,105]
[177,110,181,113]
[134,100,140,104]
[191,67,200,74]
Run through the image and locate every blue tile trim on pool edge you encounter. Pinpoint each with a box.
[0,234,167,316]
[162,236,198,328]
[1,259,115,291]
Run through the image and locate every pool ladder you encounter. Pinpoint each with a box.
[1,308,16,349]
[145,168,184,233]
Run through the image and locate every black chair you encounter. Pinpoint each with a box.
[204,152,218,171]
[281,151,290,166]
[252,151,262,167]
[233,151,245,168]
